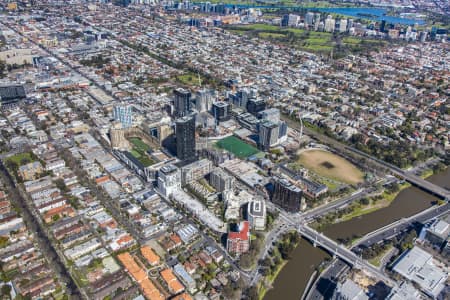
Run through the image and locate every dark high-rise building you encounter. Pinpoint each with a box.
[175,115,196,161]
[246,98,266,116]
[212,102,230,124]
[430,26,437,40]
[380,20,386,33]
[113,0,131,7]
[281,14,289,27]
[174,88,192,118]
[213,4,226,14]
[272,176,302,212]
[0,85,26,108]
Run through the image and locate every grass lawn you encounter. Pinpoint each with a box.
[369,245,393,267]
[240,24,281,31]
[199,178,216,193]
[128,138,155,167]
[285,28,307,35]
[316,177,339,190]
[130,149,141,158]
[176,72,204,87]
[139,156,156,167]
[340,204,384,222]
[231,30,246,35]
[258,259,288,300]
[343,37,361,44]
[215,136,260,159]
[225,23,386,57]
[303,44,333,51]
[306,37,331,44]
[296,149,364,184]
[309,31,332,38]
[5,152,34,165]
[129,137,151,152]
[259,32,286,38]
[420,169,433,179]
[73,268,88,287]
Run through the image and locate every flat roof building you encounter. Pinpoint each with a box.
[424,219,449,247]
[333,279,368,300]
[157,164,181,198]
[393,246,448,299]
[247,200,266,231]
[210,167,234,192]
[181,159,212,185]
[386,281,424,300]
[212,101,230,124]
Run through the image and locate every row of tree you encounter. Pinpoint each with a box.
[79,54,111,68]
[350,133,435,168]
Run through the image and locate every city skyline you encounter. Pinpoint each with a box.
[0,1,447,300]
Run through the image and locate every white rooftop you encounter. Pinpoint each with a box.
[393,246,448,298]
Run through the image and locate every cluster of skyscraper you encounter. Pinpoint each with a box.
[111,0,158,6]
[282,12,354,33]
[174,87,288,156]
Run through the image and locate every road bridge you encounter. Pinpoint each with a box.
[303,203,449,299]
[298,226,395,285]
[348,147,450,200]
[354,202,450,248]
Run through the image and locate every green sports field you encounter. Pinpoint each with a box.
[216,136,260,159]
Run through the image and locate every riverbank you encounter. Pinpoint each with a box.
[338,182,411,222]
[420,169,434,178]
[310,182,411,232]
[258,260,288,300]
[419,163,448,179]
[263,238,331,300]
[265,168,449,299]
[310,166,450,231]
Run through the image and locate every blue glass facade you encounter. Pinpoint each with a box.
[113,104,133,128]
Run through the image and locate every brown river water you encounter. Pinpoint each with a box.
[264,168,449,300]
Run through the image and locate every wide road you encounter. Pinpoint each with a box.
[265,203,394,284]
[305,202,449,299]
[354,202,450,248]
[298,226,394,285]
[269,198,450,299]
[253,185,386,287]
[301,188,372,222]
